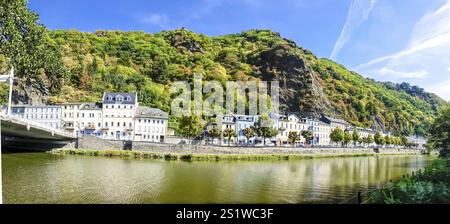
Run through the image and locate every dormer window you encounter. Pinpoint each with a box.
[125,96,131,101]
[116,96,123,102]
[107,96,112,101]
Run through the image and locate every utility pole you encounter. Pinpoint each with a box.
[0,66,14,204]
[7,67,13,116]
[0,67,13,204]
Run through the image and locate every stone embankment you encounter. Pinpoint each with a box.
[56,135,422,161]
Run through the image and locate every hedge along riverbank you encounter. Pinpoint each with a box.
[49,148,423,162]
[368,159,450,204]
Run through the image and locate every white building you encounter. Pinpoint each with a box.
[276,114,309,146]
[134,106,168,142]
[11,105,62,129]
[315,121,332,146]
[79,103,103,137]
[234,114,258,145]
[60,102,83,135]
[101,92,137,140]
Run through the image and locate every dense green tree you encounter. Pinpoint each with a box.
[428,106,450,157]
[252,115,277,146]
[179,115,203,144]
[385,135,392,146]
[301,130,314,146]
[343,131,352,147]
[352,129,361,146]
[367,134,374,146]
[243,127,256,146]
[207,127,221,145]
[374,132,384,146]
[288,131,301,147]
[223,128,236,146]
[400,136,408,146]
[330,127,344,146]
[0,0,66,96]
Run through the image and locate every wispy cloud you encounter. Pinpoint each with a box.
[179,0,226,26]
[355,0,450,100]
[140,13,170,28]
[330,0,377,60]
[377,68,428,78]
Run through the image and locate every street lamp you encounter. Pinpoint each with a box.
[0,66,14,204]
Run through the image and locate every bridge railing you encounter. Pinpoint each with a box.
[1,115,75,138]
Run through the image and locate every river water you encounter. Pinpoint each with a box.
[2,153,432,204]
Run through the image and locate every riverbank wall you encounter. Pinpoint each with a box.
[68,136,422,155]
[54,142,422,161]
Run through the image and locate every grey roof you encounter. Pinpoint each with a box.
[80,102,102,110]
[135,106,168,119]
[58,102,84,105]
[103,92,137,105]
[11,105,61,108]
[234,115,257,122]
[321,116,350,125]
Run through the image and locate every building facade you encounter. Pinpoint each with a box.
[134,106,169,142]
[11,105,62,129]
[60,103,83,135]
[101,92,137,140]
[79,103,103,137]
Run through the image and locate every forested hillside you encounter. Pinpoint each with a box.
[0,0,447,136]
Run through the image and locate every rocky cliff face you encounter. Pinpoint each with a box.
[13,77,51,105]
[250,43,331,117]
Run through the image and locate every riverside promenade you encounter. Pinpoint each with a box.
[55,136,423,161]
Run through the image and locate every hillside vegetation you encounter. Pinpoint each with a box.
[42,29,448,135]
[0,1,447,136]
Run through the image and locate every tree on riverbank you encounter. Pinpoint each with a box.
[179,115,203,144]
[428,106,450,157]
[301,130,314,146]
[330,127,344,146]
[252,115,278,146]
[243,127,255,146]
[367,134,374,147]
[374,131,385,147]
[207,127,221,145]
[352,129,360,146]
[343,131,352,147]
[223,128,236,146]
[0,0,67,99]
[288,131,301,147]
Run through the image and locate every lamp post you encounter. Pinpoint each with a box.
[0,67,14,204]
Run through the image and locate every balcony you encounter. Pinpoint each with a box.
[85,125,96,130]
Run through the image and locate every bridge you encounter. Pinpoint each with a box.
[1,115,76,151]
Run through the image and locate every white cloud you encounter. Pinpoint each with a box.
[140,14,170,27]
[179,0,226,26]
[426,78,450,100]
[354,0,450,100]
[330,0,377,60]
[378,68,428,78]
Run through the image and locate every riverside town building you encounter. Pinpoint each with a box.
[7,92,169,143]
[4,91,399,146]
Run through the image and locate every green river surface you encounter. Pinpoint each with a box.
[2,152,433,204]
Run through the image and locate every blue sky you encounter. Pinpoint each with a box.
[28,0,450,100]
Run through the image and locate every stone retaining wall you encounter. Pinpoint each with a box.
[69,135,421,156]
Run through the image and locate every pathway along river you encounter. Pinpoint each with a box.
[2,152,433,204]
